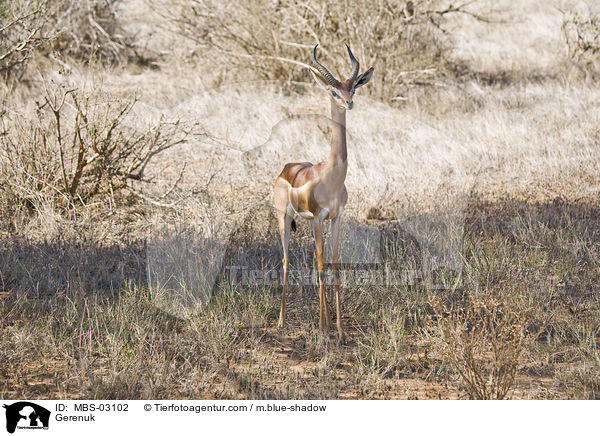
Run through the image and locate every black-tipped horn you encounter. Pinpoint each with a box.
[346,44,360,82]
[311,44,340,86]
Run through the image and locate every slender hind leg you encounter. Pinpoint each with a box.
[313,217,331,332]
[331,213,345,344]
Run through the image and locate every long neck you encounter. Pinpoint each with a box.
[328,97,347,170]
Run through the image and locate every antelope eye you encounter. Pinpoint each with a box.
[331,89,341,98]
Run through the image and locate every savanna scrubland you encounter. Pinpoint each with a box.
[1,0,600,399]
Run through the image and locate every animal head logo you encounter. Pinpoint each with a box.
[3,402,50,434]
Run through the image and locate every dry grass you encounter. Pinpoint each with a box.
[2,200,600,399]
[1,0,600,400]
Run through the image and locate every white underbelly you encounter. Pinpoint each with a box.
[297,211,314,219]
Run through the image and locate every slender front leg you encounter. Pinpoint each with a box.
[277,205,293,328]
[331,213,345,344]
[312,218,331,332]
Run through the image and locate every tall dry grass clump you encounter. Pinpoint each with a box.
[431,294,533,400]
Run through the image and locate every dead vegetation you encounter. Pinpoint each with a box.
[45,0,133,65]
[149,0,492,101]
[0,83,198,224]
[563,7,600,75]
[1,0,135,82]
[431,294,532,399]
[2,200,600,399]
[1,0,600,400]
[0,2,47,79]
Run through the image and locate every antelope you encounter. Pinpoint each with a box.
[273,44,373,344]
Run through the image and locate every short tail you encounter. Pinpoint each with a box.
[291,219,297,232]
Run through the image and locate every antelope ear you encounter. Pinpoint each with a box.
[310,69,330,91]
[355,67,374,88]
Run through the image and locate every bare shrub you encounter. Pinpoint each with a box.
[45,0,132,65]
[0,2,47,79]
[150,0,487,102]
[563,10,600,74]
[431,294,532,399]
[0,83,194,216]
[1,0,135,76]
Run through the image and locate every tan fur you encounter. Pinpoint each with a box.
[274,47,373,344]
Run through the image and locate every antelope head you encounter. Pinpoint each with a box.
[310,44,374,110]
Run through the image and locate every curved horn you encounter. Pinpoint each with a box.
[311,44,340,86]
[346,44,360,82]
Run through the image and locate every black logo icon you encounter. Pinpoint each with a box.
[3,402,50,434]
